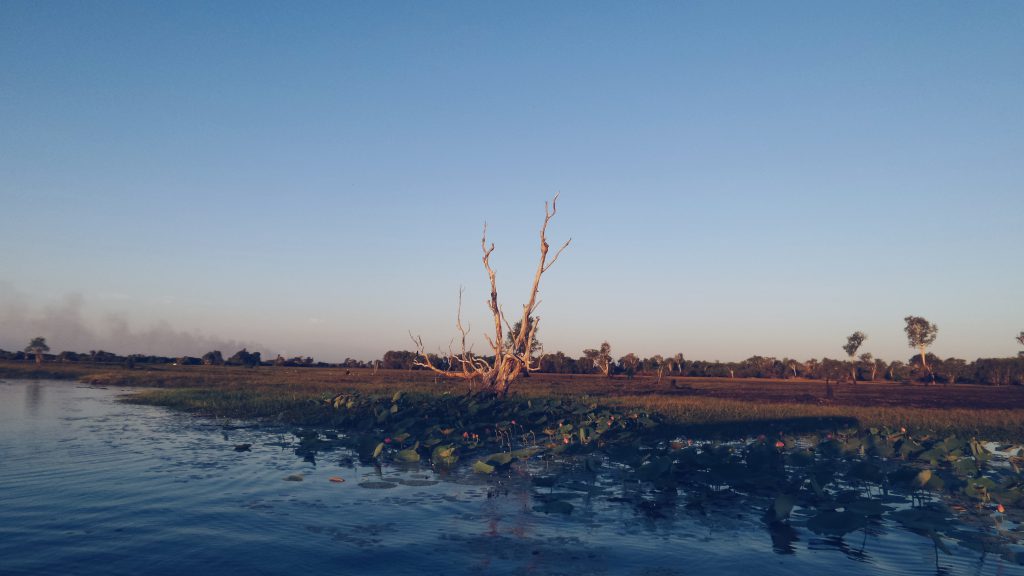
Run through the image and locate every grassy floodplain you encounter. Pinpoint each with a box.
[3,360,1023,442]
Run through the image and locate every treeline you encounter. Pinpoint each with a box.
[0,347,354,369]
[375,349,1024,386]
[4,346,1023,386]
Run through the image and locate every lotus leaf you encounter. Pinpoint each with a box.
[486,452,514,466]
[395,447,420,463]
[473,460,496,474]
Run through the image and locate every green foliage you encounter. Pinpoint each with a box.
[904,316,939,349]
[842,331,866,359]
[25,337,50,353]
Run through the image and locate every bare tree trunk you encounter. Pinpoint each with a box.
[35,350,42,365]
[413,195,569,397]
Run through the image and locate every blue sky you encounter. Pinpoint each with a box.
[2,1,1022,363]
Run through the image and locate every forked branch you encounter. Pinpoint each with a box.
[412,194,570,396]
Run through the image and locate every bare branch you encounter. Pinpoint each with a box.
[411,194,569,397]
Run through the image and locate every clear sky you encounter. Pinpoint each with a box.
[2,1,1022,363]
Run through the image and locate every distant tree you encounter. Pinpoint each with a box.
[887,360,909,381]
[1018,331,1024,357]
[25,337,50,365]
[803,358,820,379]
[202,350,224,366]
[939,357,967,385]
[784,358,800,379]
[505,317,541,358]
[583,342,613,377]
[227,348,261,368]
[859,352,875,381]
[904,316,938,373]
[618,353,639,379]
[842,332,867,382]
[382,350,418,370]
[670,353,686,375]
[538,351,577,374]
[821,358,846,385]
[873,357,887,382]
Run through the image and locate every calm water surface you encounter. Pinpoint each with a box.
[0,380,1020,575]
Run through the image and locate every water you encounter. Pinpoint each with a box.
[1,380,1020,575]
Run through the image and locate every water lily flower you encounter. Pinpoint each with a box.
[384,437,391,444]
[775,441,785,449]
[996,504,1005,514]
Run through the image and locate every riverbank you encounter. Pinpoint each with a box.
[4,360,1023,441]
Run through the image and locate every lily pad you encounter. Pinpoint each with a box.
[473,460,496,474]
[395,447,421,463]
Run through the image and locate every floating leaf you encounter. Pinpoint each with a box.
[486,452,513,466]
[473,460,496,474]
[285,474,304,482]
[395,447,420,463]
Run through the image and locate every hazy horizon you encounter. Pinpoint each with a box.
[2,2,1021,363]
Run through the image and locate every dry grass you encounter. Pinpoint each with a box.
[5,361,1023,441]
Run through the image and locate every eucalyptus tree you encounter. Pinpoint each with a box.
[25,337,50,365]
[873,357,887,382]
[618,352,640,378]
[858,352,876,381]
[1017,331,1024,357]
[842,331,867,382]
[582,342,613,377]
[505,317,541,357]
[904,316,939,373]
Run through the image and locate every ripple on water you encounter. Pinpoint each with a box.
[0,380,1021,576]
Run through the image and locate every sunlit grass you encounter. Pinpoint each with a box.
[5,361,1023,441]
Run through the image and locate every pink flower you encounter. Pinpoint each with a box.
[775,441,785,449]
[563,436,570,444]
[510,420,516,425]
[384,437,391,444]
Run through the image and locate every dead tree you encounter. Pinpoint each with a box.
[412,195,570,397]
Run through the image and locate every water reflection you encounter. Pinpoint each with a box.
[2,380,1022,576]
[24,382,42,416]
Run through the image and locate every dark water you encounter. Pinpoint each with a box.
[0,380,1020,576]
